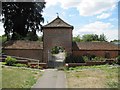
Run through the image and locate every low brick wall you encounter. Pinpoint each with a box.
[72,50,119,58]
[105,59,116,64]
[66,60,114,67]
[16,60,28,64]
[3,49,43,62]
[85,61,106,66]
[28,63,47,69]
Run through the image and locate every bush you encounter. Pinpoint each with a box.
[15,63,27,67]
[65,55,85,63]
[82,55,105,62]
[5,56,17,66]
[92,57,105,61]
[26,31,38,41]
[51,46,59,54]
[117,56,120,65]
[82,56,89,62]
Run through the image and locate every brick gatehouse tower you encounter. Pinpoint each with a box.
[42,16,74,63]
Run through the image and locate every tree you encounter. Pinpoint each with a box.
[73,35,82,42]
[82,34,107,42]
[82,34,95,41]
[110,39,120,42]
[99,34,107,41]
[2,2,45,40]
[92,34,99,41]
[38,35,43,42]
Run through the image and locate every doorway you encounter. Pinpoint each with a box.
[47,46,66,69]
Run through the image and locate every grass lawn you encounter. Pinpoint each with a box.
[1,65,42,88]
[66,64,119,88]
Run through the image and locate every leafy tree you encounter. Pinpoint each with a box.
[82,34,107,42]
[51,46,64,54]
[110,39,120,42]
[73,35,82,42]
[99,34,107,41]
[82,34,94,41]
[25,31,38,41]
[51,46,59,54]
[38,35,43,42]
[2,2,45,40]
[92,34,99,41]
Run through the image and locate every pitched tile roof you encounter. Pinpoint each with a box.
[43,16,73,29]
[3,40,43,49]
[3,41,119,51]
[72,42,119,51]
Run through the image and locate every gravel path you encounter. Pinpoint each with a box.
[32,69,67,88]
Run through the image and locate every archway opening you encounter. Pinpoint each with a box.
[48,46,66,68]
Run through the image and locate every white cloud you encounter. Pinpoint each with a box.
[73,21,118,41]
[0,22,4,36]
[109,18,118,21]
[45,0,117,16]
[45,0,59,8]
[97,13,111,19]
[79,21,112,33]
[45,0,80,8]
[77,0,117,16]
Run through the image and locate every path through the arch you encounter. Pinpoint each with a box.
[32,52,67,88]
[32,69,67,88]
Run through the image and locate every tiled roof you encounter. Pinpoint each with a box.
[43,16,73,28]
[3,40,43,49]
[3,41,119,51]
[72,42,119,51]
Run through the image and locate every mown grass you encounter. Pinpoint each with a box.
[66,64,119,88]
[1,66,42,88]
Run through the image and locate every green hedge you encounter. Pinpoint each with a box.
[5,56,17,66]
[65,55,85,63]
[65,54,106,63]
[117,56,120,65]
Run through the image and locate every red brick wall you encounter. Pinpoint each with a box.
[43,28,72,62]
[72,50,118,58]
[3,49,43,62]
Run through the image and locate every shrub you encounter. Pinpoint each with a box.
[15,63,27,67]
[51,46,59,54]
[26,32,38,41]
[65,55,85,63]
[82,55,105,62]
[82,56,89,62]
[116,56,120,65]
[92,57,105,61]
[5,56,17,66]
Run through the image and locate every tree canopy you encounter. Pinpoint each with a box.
[73,34,107,42]
[73,35,81,42]
[2,2,46,40]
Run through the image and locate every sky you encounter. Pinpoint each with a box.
[0,0,119,41]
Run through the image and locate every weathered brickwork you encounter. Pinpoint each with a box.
[72,50,118,58]
[3,49,43,62]
[43,28,73,62]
